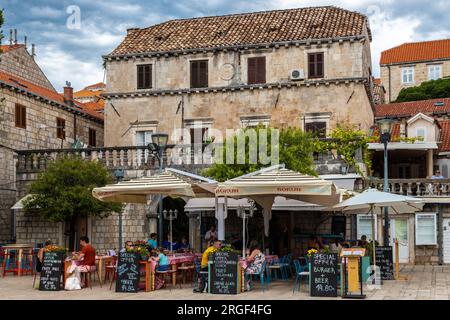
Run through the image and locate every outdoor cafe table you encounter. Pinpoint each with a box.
[1,244,34,276]
[149,254,196,290]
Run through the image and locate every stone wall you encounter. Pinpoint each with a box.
[380,59,450,103]
[0,147,16,243]
[0,46,55,91]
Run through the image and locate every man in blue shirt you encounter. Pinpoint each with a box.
[147,233,158,249]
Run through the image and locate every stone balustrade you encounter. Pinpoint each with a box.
[363,178,450,197]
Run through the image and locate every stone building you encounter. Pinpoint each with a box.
[103,6,375,147]
[380,38,450,103]
[368,97,450,264]
[0,42,104,245]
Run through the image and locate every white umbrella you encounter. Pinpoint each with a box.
[333,188,424,276]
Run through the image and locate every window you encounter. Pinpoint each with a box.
[357,214,377,241]
[56,117,65,139]
[247,57,266,85]
[402,67,414,84]
[137,64,152,89]
[240,116,270,128]
[332,216,346,238]
[308,52,324,78]
[415,213,437,245]
[136,131,153,146]
[190,60,208,88]
[416,127,426,140]
[89,128,97,147]
[15,104,26,129]
[305,122,327,138]
[428,65,442,81]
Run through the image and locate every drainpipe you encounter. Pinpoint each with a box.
[438,204,444,265]
[388,65,392,103]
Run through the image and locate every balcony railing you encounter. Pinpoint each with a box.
[364,178,450,197]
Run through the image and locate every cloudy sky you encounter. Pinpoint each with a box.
[2,0,450,91]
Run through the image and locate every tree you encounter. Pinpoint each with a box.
[395,78,450,102]
[203,126,317,181]
[23,157,123,249]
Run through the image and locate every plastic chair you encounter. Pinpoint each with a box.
[245,260,268,292]
[105,256,118,290]
[2,249,19,277]
[193,259,208,292]
[79,266,102,290]
[267,258,283,281]
[293,258,310,294]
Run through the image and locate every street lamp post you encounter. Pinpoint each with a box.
[379,119,393,247]
[148,133,169,246]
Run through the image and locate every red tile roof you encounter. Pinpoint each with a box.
[374,78,381,85]
[110,6,370,56]
[375,98,450,118]
[439,120,450,152]
[0,71,103,121]
[380,38,450,65]
[84,82,106,91]
[0,44,25,53]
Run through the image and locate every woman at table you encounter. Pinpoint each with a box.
[244,241,266,291]
[178,237,191,252]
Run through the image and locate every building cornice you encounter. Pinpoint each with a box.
[0,81,104,124]
[380,57,450,67]
[102,77,369,100]
[102,35,367,62]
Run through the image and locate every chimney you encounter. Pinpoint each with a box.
[63,81,73,103]
[31,44,36,59]
[14,29,18,45]
[24,36,27,48]
[9,29,13,45]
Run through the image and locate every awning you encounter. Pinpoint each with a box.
[216,164,341,236]
[184,196,324,212]
[92,168,217,204]
[11,194,34,210]
[368,142,438,151]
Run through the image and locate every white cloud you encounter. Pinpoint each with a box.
[35,44,103,91]
[29,6,64,19]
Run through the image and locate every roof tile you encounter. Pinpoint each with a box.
[375,98,450,118]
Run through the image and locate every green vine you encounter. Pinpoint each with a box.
[312,124,372,177]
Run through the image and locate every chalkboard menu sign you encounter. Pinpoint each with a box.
[209,252,239,295]
[115,252,140,293]
[310,253,338,297]
[375,246,394,280]
[39,252,64,291]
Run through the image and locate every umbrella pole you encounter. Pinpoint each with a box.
[371,204,377,283]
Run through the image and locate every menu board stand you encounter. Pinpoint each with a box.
[209,252,239,295]
[39,252,64,291]
[375,246,394,280]
[310,253,338,297]
[115,252,140,293]
[340,248,366,299]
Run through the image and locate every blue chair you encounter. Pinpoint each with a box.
[267,258,283,281]
[278,256,290,280]
[293,258,310,293]
[245,260,268,292]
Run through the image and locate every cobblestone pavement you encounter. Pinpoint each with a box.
[1,265,450,300]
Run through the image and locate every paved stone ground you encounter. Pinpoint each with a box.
[1,265,450,300]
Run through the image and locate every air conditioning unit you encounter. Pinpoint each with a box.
[289,69,305,81]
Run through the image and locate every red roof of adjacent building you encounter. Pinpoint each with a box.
[110,6,370,56]
[0,71,103,121]
[439,120,450,152]
[375,98,450,118]
[0,44,25,53]
[84,82,106,91]
[380,38,450,65]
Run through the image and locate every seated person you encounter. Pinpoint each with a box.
[194,240,221,293]
[147,233,158,249]
[329,239,343,254]
[178,237,191,251]
[72,236,96,288]
[244,241,266,291]
[162,234,178,251]
[307,236,320,250]
[120,240,134,253]
[149,248,170,289]
[358,235,369,247]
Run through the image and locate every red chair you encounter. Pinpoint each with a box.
[2,250,19,277]
[104,256,118,290]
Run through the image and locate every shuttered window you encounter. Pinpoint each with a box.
[56,117,65,140]
[89,128,97,147]
[190,60,208,88]
[308,52,324,78]
[248,57,266,85]
[137,64,152,89]
[15,104,26,129]
[305,122,327,138]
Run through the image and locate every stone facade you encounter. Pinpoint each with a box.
[380,59,450,103]
[0,45,54,91]
[104,40,374,147]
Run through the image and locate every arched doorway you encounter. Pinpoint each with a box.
[161,197,188,245]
